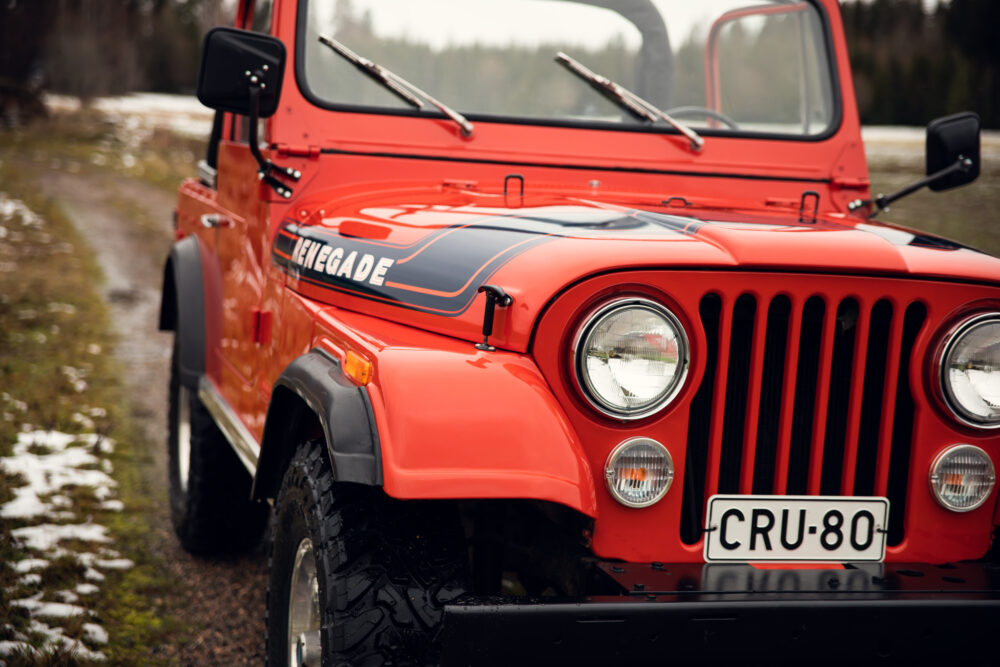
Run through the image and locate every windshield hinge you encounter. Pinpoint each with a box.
[275,144,322,158]
[830,175,869,190]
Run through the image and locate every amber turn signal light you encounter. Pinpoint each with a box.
[344,351,372,385]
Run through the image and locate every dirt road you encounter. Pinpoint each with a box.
[36,168,268,664]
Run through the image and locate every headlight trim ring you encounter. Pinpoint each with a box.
[573,296,690,421]
[939,311,1000,430]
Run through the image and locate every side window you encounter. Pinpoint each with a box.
[712,8,833,136]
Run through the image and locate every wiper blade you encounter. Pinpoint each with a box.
[555,51,704,152]
[318,34,474,138]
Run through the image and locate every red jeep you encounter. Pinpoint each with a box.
[161,0,999,663]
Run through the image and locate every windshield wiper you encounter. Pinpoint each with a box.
[318,34,474,138]
[555,51,704,152]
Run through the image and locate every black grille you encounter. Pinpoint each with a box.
[680,292,926,547]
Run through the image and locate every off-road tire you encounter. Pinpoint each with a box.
[266,443,469,666]
[167,338,268,553]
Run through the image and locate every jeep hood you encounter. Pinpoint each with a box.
[274,186,1000,351]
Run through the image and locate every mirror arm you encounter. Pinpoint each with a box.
[849,156,974,219]
[246,79,301,199]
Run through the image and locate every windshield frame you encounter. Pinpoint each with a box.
[292,0,843,143]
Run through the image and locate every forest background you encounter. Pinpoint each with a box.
[0,0,998,129]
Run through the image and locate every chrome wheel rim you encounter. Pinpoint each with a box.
[288,538,321,666]
[176,384,191,493]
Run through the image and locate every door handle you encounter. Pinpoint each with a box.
[200,213,232,229]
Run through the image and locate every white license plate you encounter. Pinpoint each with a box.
[703,495,889,563]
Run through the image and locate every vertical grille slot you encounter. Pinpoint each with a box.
[751,296,791,494]
[681,286,924,548]
[680,294,722,545]
[819,299,860,495]
[785,296,826,495]
[887,302,927,546]
[854,299,894,496]
[717,295,757,494]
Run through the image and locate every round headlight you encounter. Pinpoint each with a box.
[605,438,673,508]
[929,444,996,512]
[940,313,1000,428]
[575,298,689,420]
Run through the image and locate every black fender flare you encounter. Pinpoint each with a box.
[252,350,382,502]
[159,236,206,389]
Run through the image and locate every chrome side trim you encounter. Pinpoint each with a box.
[198,376,259,475]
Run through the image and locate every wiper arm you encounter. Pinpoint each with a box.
[318,34,474,138]
[555,51,704,152]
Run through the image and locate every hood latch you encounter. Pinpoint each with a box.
[475,285,513,352]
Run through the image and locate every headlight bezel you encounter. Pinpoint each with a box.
[572,296,690,421]
[938,311,1000,430]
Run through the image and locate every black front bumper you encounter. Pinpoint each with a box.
[441,561,1000,665]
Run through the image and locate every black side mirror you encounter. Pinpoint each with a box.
[197,27,285,118]
[927,112,980,191]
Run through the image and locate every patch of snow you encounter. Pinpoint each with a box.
[45,92,213,140]
[0,640,36,658]
[0,194,44,228]
[100,499,125,512]
[26,620,106,661]
[0,430,117,520]
[862,125,1000,164]
[75,583,99,595]
[83,623,109,645]
[18,573,42,586]
[11,523,111,551]
[14,558,48,573]
[49,495,73,508]
[95,558,133,570]
[12,595,87,618]
[56,590,80,604]
[84,568,105,582]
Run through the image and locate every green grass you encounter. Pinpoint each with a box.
[0,143,190,664]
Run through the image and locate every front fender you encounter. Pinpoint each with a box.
[367,346,597,517]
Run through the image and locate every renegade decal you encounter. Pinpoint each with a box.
[273,220,553,315]
[288,236,395,286]
[271,209,702,315]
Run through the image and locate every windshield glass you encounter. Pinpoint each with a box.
[300,0,836,137]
